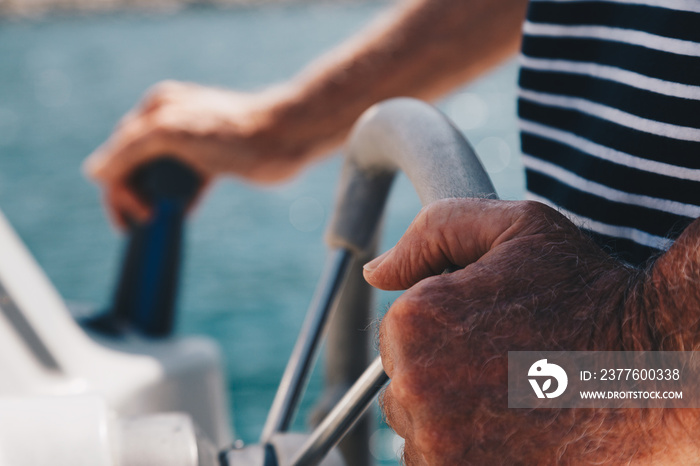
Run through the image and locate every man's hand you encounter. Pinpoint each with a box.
[83,82,316,228]
[364,198,700,465]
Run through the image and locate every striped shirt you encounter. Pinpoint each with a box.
[518,0,700,265]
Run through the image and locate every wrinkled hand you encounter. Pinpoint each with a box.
[84,81,306,228]
[364,198,700,465]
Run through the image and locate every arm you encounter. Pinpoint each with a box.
[365,198,700,465]
[84,0,528,226]
[274,0,528,161]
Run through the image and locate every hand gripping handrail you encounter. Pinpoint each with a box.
[285,98,498,466]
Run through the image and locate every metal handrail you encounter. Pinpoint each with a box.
[261,249,353,442]
[284,98,498,466]
[326,97,496,255]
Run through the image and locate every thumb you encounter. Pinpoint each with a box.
[362,198,557,290]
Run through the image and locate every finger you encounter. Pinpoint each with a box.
[379,384,413,441]
[378,311,395,378]
[103,192,127,230]
[401,438,428,466]
[363,198,564,291]
[138,80,183,114]
[104,182,151,229]
[84,81,187,182]
[185,178,213,216]
[83,126,165,184]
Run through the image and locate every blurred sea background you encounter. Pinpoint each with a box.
[0,2,523,463]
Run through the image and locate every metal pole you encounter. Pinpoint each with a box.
[289,357,388,466]
[309,246,375,466]
[260,249,353,443]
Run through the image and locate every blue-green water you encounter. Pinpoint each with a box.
[0,4,523,463]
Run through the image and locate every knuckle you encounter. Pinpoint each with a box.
[414,199,454,234]
[522,200,570,224]
[388,291,431,331]
[141,111,181,142]
[114,110,141,135]
[389,371,425,407]
[382,301,421,363]
[406,275,451,308]
[415,197,461,244]
[395,277,456,325]
[142,89,164,109]
[384,282,451,354]
[514,200,574,233]
[518,199,555,218]
[145,114,170,135]
[151,79,181,94]
[142,80,183,110]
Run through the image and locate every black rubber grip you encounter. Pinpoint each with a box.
[86,158,202,338]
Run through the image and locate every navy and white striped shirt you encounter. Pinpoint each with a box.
[519,0,700,265]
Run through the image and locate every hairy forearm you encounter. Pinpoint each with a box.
[268,0,528,162]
